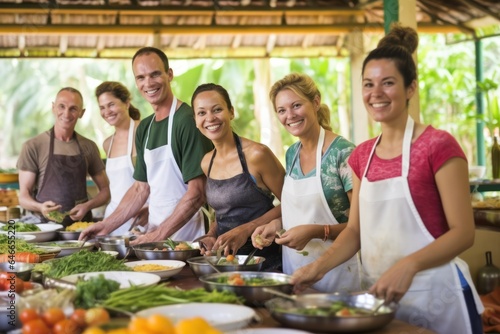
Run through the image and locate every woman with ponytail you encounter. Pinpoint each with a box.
[252,73,360,292]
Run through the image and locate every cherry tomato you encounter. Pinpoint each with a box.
[22,318,51,334]
[19,308,40,324]
[85,307,110,326]
[53,318,81,334]
[226,254,235,262]
[42,307,65,327]
[70,308,87,328]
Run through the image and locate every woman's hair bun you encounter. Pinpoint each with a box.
[377,23,419,54]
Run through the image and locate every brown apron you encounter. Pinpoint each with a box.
[36,128,92,226]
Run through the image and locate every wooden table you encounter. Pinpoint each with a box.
[166,266,436,334]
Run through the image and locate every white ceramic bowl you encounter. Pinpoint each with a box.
[36,240,95,257]
[469,165,486,180]
[124,260,185,280]
[0,223,63,242]
[136,303,256,331]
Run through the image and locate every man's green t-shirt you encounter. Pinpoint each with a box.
[134,102,213,183]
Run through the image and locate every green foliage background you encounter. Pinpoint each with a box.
[0,34,498,176]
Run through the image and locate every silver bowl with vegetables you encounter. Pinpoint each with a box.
[187,255,265,277]
[133,239,200,261]
[265,292,397,333]
[199,271,293,306]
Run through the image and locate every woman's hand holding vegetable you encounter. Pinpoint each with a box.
[368,257,418,304]
[274,225,316,250]
[290,261,327,293]
[251,219,281,249]
[212,224,251,256]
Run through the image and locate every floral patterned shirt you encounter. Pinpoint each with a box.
[286,135,355,223]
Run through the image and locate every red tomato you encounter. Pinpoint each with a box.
[53,318,81,334]
[19,308,40,324]
[22,318,51,334]
[70,309,87,328]
[42,307,65,327]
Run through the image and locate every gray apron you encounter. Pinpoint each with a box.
[207,132,281,271]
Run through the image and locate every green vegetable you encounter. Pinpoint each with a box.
[40,250,131,278]
[47,210,69,223]
[102,284,244,312]
[74,274,120,309]
[297,250,309,256]
[0,235,45,254]
[0,222,40,232]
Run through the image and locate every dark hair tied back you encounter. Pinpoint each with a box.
[362,23,419,87]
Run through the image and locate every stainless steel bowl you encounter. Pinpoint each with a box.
[96,235,134,259]
[0,262,35,281]
[133,241,200,261]
[265,292,397,333]
[199,271,293,306]
[187,255,265,277]
[58,230,81,240]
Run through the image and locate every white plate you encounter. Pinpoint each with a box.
[226,329,313,334]
[61,271,161,288]
[136,303,256,331]
[35,240,95,257]
[125,260,185,280]
[0,223,63,242]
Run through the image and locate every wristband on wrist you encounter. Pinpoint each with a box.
[323,224,330,242]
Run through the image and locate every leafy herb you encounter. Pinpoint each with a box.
[0,222,40,232]
[47,210,69,223]
[40,250,131,278]
[74,274,120,309]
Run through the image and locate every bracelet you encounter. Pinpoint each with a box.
[323,224,330,242]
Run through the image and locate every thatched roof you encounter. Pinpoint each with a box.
[0,0,498,59]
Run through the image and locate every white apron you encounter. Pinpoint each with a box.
[359,116,483,334]
[105,119,136,236]
[143,98,203,241]
[282,127,360,292]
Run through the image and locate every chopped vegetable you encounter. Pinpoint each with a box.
[0,222,40,232]
[254,234,272,247]
[217,273,282,286]
[0,235,46,254]
[297,250,309,256]
[74,274,120,309]
[46,211,69,223]
[278,300,376,317]
[0,252,40,263]
[163,238,193,250]
[65,222,94,232]
[35,250,131,278]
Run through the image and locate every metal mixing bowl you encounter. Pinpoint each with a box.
[187,255,265,277]
[0,262,35,281]
[58,230,81,240]
[265,292,397,333]
[96,235,134,259]
[133,241,200,261]
[199,271,293,306]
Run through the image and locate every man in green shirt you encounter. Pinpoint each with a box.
[81,47,212,244]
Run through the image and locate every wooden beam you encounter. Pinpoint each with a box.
[455,0,500,22]
[0,23,461,35]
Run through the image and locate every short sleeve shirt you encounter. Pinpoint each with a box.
[17,130,105,191]
[134,102,213,183]
[348,126,467,238]
[286,135,355,223]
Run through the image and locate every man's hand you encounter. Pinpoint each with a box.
[130,229,163,246]
[42,201,62,220]
[79,221,107,241]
